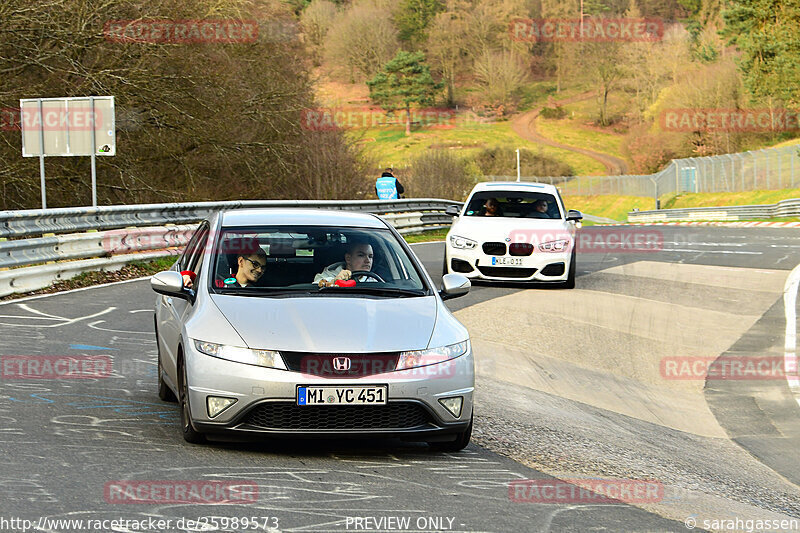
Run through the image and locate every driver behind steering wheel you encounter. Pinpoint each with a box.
[314,242,376,287]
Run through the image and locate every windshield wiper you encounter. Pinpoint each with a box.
[317,286,426,297]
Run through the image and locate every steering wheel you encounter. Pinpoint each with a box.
[350,270,385,283]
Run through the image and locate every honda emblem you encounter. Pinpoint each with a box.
[333,357,351,371]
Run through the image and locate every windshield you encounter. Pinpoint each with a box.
[463,191,563,219]
[210,225,428,296]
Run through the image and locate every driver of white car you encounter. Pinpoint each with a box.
[314,241,377,287]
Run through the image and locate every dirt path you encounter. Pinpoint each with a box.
[510,90,630,175]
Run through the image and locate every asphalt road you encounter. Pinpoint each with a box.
[1,225,799,532]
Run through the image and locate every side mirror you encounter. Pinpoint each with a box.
[151,271,195,302]
[566,209,583,221]
[445,205,461,217]
[439,273,470,301]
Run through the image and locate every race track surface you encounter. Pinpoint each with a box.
[1,226,799,532]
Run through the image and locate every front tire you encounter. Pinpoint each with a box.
[178,358,205,444]
[562,249,576,289]
[155,320,177,402]
[429,413,472,452]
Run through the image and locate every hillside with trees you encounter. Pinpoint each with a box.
[0,0,797,208]
[302,0,800,189]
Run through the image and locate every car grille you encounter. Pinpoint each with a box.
[476,266,537,278]
[280,352,400,377]
[240,402,432,430]
[482,242,506,255]
[509,243,534,256]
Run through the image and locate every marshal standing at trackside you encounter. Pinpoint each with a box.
[375,168,405,200]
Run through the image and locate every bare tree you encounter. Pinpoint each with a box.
[426,1,470,106]
[473,49,529,110]
[0,0,368,208]
[300,0,338,61]
[323,0,400,82]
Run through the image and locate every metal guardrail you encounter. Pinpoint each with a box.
[628,198,800,222]
[0,199,459,239]
[0,199,461,297]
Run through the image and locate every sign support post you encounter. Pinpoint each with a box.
[37,99,47,209]
[90,96,97,207]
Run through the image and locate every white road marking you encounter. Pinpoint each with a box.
[783,264,800,397]
[660,248,762,255]
[0,305,115,328]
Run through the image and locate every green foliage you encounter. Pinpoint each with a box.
[394,0,445,45]
[539,106,567,119]
[721,0,800,107]
[677,0,702,16]
[367,51,443,134]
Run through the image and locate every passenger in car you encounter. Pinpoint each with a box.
[314,242,375,287]
[481,198,503,217]
[222,248,268,287]
[530,199,550,218]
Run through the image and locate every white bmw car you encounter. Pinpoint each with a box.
[444,182,582,287]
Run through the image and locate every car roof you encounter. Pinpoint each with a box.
[469,181,559,194]
[219,208,388,229]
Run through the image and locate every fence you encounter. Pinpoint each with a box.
[487,144,800,201]
[628,197,800,222]
[0,199,460,297]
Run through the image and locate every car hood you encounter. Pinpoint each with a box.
[210,294,437,353]
[451,216,574,241]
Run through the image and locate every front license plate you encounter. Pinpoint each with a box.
[297,385,387,406]
[492,257,523,266]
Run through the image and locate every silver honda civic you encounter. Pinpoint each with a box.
[152,208,474,450]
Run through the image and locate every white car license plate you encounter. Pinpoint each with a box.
[492,257,522,266]
[297,385,387,406]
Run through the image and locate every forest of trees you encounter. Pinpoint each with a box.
[0,0,797,208]
[303,0,800,173]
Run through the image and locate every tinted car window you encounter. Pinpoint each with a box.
[464,191,562,219]
[211,226,427,294]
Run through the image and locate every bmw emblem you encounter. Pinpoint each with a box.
[505,237,511,242]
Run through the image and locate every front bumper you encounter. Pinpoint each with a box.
[183,342,474,440]
[446,245,572,282]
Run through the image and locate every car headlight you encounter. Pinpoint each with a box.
[449,235,477,250]
[194,340,287,370]
[396,341,470,370]
[539,239,571,252]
